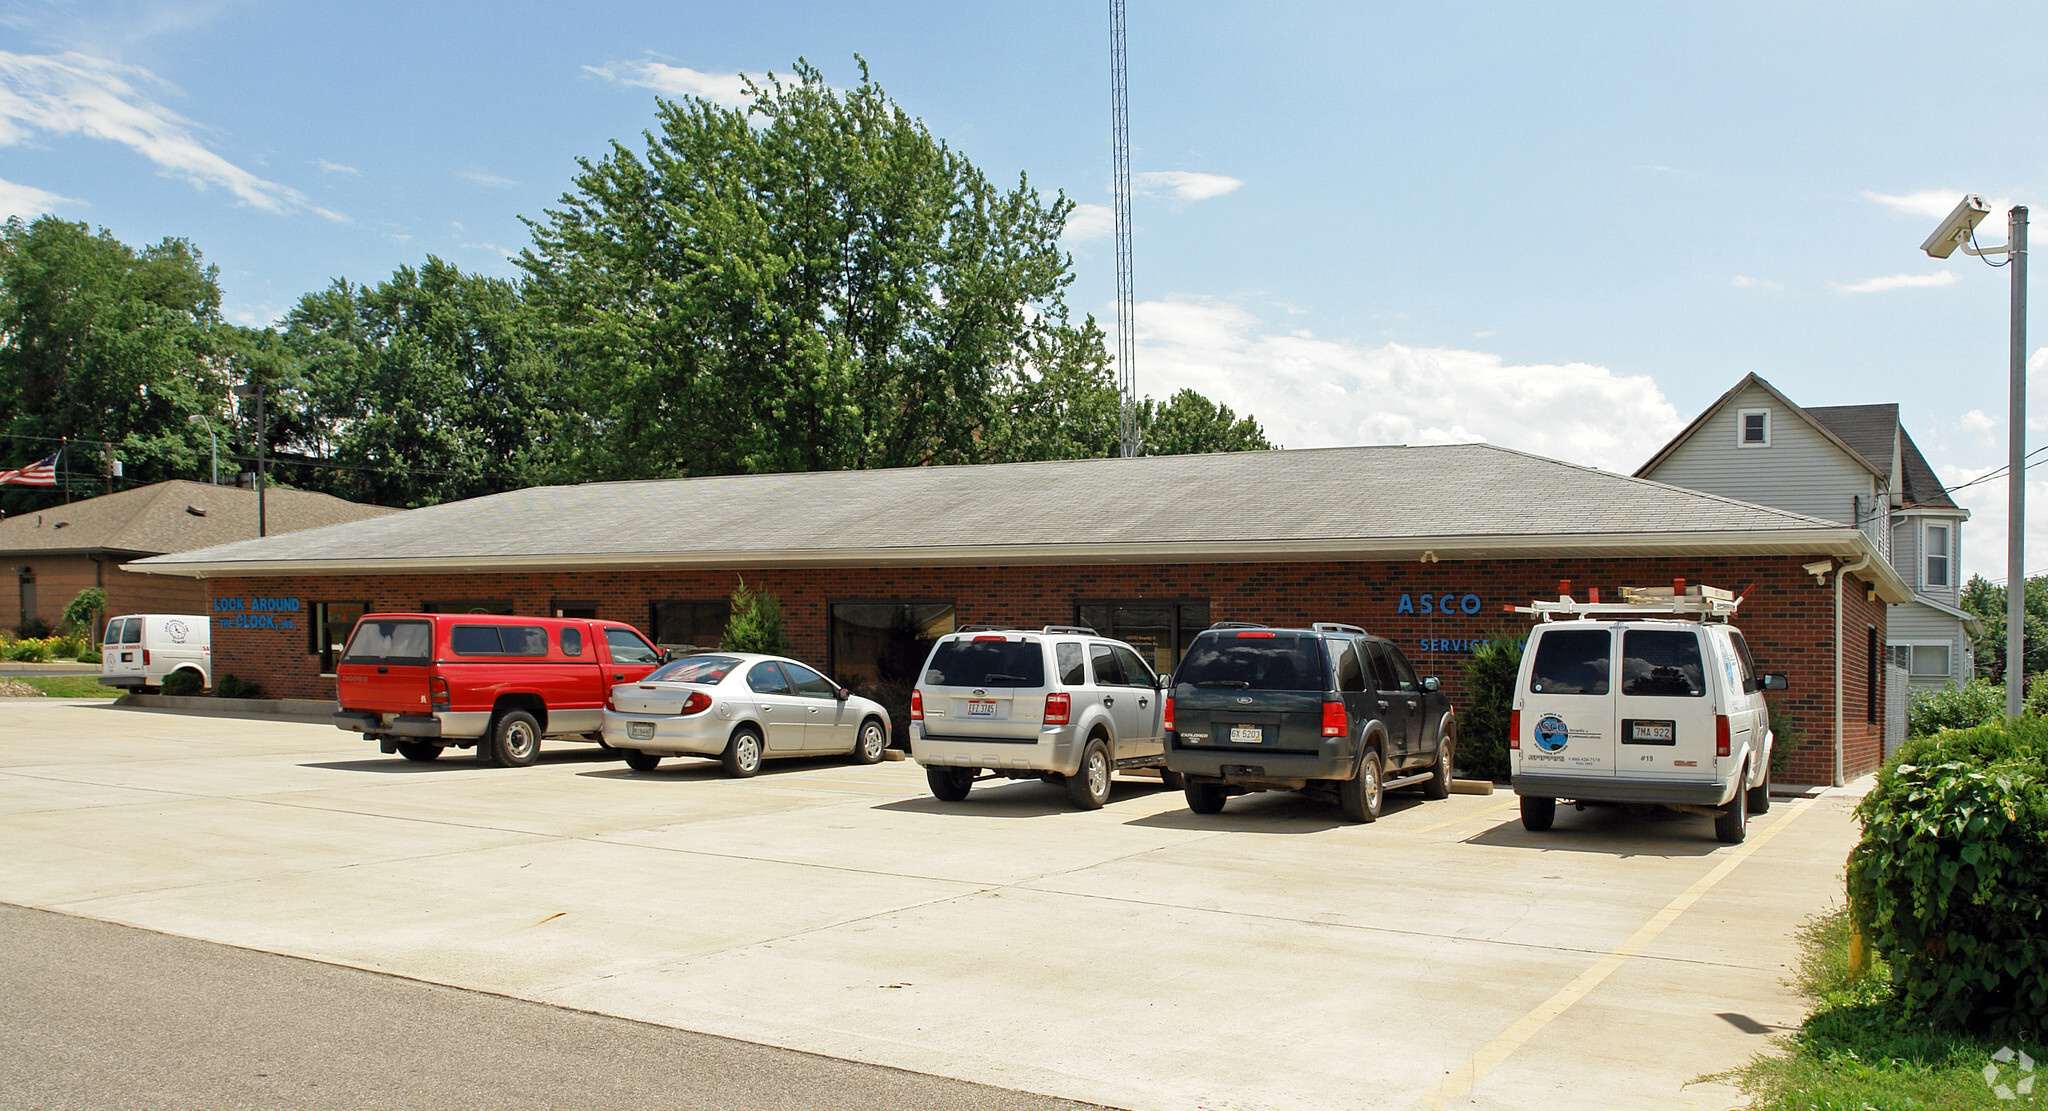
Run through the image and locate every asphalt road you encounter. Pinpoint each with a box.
[0,903,1100,1111]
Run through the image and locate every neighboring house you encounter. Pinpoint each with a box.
[0,480,399,639]
[1638,373,1978,690]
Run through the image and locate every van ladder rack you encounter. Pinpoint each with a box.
[1508,579,1743,622]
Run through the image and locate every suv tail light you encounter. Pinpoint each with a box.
[1509,709,1520,750]
[910,689,924,721]
[1163,696,1175,732]
[1236,631,1276,638]
[681,691,712,715]
[431,676,450,712]
[1322,699,1348,738]
[972,635,1007,642]
[1044,691,1072,726]
[1716,715,1731,758]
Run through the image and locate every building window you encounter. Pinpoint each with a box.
[1889,642,1952,679]
[650,600,732,651]
[1075,600,1211,677]
[311,602,368,675]
[1737,408,1770,447]
[831,602,956,742]
[1923,522,1951,588]
[422,599,513,615]
[551,599,599,619]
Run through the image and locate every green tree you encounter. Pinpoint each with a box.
[721,578,793,655]
[1139,389,1275,455]
[1959,573,2048,682]
[61,587,105,643]
[1460,631,1523,780]
[0,217,228,509]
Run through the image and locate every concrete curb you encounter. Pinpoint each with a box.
[112,693,340,725]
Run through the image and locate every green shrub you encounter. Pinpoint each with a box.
[214,673,261,699]
[1845,717,2048,1037]
[160,670,204,696]
[1766,698,1805,776]
[48,634,85,659]
[721,577,793,656]
[13,617,52,639]
[1907,678,2005,737]
[77,648,100,665]
[4,638,50,663]
[1459,631,1523,781]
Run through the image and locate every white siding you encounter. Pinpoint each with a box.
[1892,518,1920,590]
[1646,383,1885,524]
[1887,600,1972,689]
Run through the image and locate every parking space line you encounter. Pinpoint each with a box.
[1414,797,1815,1109]
[1405,798,1518,835]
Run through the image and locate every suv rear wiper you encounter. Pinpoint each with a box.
[1195,680,1250,688]
[981,673,1028,684]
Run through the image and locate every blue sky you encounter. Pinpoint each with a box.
[3,1,2046,577]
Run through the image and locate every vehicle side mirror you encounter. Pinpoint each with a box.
[1760,673,1790,691]
[836,687,851,701]
[658,648,673,662]
[1421,676,1440,693]
[1159,673,1172,689]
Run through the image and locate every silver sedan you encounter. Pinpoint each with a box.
[601,652,892,776]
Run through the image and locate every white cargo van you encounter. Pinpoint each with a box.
[1508,584,1787,843]
[99,614,212,692]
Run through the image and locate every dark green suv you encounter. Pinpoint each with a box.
[1164,622,1457,822]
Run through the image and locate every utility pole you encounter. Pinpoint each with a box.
[233,380,267,537]
[1111,0,1139,458]
[2006,206,2028,717]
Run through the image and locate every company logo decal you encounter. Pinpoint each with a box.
[164,619,189,643]
[1534,714,1571,754]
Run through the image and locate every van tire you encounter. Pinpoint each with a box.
[721,727,763,778]
[1520,795,1556,832]
[927,765,974,801]
[1338,748,1384,823]
[1423,725,1455,800]
[1184,781,1228,814]
[488,711,542,767]
[1065,738,1113,810]
[622,749,661,772]
[395,742,441,763]
[851,718,888,764]
[1747,770,1771,814]
[1716,774,1749,844]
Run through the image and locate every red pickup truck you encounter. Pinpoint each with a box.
[333,613,666,766]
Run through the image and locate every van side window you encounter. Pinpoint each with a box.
[1056,641,1085,685]
[1529,630,1611,695]
[1620,630,1704,697]
[560,627,584,657]
[603,628,661,666]
[1727,631,1760,694]
[121,618,142,645]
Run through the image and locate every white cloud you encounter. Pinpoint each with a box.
[1831,272,1960,294]
[316,158,359,176]
[1128,298,1682,475]
[1062,202,1114,243]
[0,50,337,218]
[586,59,753,108]
[1133,171,1241,202]
[0,174,74,217]
[457,169,516,188]
[1730,274,1782,290]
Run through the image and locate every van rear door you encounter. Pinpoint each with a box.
[103,617,144,680]
[335,617,434,715]
[1613,627,1718,782]
[1519,626,1616,777]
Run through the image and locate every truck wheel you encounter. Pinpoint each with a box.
[1716,773,1749,844]
[926,765,974,801]
[395,742,441,763]
[1747,769,1771,814]
[622,749,661,772]
[1422,725,1456,800]
[1520,795,1556,832]
[1338,748,1384,823]
[488,711,541,767]
[850,718,888,765]
[1064,738,1113,810]
[721,727,763,777]
[1184,781,1228,814]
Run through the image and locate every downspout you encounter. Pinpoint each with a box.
[1834,551,1873,788]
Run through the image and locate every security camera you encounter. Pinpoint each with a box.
[1803,559,1834,584]
[1921,194,1992,259]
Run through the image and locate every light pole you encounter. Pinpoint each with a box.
[231,380,266,537]
[1924,194,2029,717]
[186,414,218,485]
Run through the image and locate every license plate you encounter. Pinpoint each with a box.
[1229,725,1263,744]
[967,699,996,717]
[1631,721,1674,742]
[628,722,654,741]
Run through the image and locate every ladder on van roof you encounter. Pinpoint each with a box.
[1508,579,1743,622]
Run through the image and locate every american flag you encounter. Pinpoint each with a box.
[0,451,59,486]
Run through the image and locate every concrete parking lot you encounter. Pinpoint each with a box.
[0,700,1858,1110]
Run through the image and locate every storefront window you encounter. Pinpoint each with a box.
[651,600,731,651]
[1075,600,1210,677]
[311,601,367,675]
[831,602,956,742]
[422,599,513,615]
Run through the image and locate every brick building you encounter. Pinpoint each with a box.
[129,445,1906,785]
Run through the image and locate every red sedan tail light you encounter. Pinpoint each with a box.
[681,691,712,715]
[1322,699,1348,738]
[1043,691,1072,726]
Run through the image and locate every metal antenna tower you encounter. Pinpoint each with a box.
[1110,0,1139,458]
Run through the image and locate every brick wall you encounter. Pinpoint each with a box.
[202,553,1876,784]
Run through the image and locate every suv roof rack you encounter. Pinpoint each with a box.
[956,624,1027,634]
[1509,579,1744,623]
[1310,622,1367,636]
[1208,621,1269,630]
[1040,625,1098,636]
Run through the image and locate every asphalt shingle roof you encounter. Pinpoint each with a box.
[129,444,1868,577]
[0,480,399,557]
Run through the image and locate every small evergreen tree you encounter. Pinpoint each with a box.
[1460,631,1525,781]
[721,577,793,655]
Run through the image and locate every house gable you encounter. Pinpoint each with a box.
[1638,379,1883,525]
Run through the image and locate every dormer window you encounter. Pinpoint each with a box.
[1737,408,1771,447]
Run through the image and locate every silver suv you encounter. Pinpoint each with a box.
[909,625,1168,809]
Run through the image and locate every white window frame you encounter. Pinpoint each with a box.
[1922,519,1952,589]
[1887,640,1954,679]
[1736,407,1771,447]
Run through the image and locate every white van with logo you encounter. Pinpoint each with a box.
[1509,587,1787,843]
[99,614,212,692]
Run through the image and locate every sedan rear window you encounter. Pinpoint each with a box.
[924,640,1047,688]
[1174,636,1325,691]
[1529,629,1610,695]
[647,655,742,684]
[1621,630,1705,697]
[341,619,432,666]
